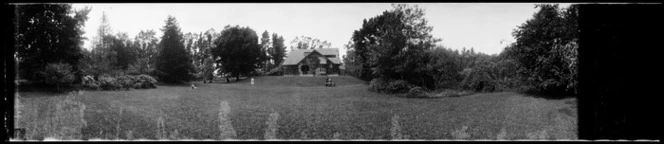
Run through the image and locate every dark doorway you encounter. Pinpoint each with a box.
[301,65,309,74]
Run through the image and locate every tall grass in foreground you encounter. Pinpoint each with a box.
[17,91,88,140]
[52,94,88,139]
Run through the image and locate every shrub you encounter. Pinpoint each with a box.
[495,77,522,91]
[266,66,283,76]
[406,86,428,98]
[369,78,390,92]
[370,78,413,94]
[88,75,157,90]
[98,75,122,90]
[115,75,136,89]
[82,75,100,90]
[459,64,498,92]
[134,74,157,89]
[252,69,265,77]
[41,63,76,91]
[387,80,412,93]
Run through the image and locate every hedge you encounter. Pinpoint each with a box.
[83,74,157,90]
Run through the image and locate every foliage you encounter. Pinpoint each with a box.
[266,65,284,76]
[406,86,428,98]
[180,29,218,80]
[111,32,139,70]
[127,57,155,75]
[459,63,498,92]
[425,47,464,89]
[15,4,91,81]
[369,78,388,92]
[259,30,272,72]
[86,12,117,79]
[506,4,578,95]
[83,74,157,90]
[201,57,215,82]
[289,35,332,50]
[133,74,158,89]
[342,42,368,80]
[82,13,150,79]
[97,75,123,90]
[369,78,413,94]
[134,29,159,67]
[155,16,195,83]
[212,25,263,80]
[115,75,136,89]
[41,63,76,91]
[81,75,99,90]
[387,80,413,93]
[269,33,287,70]
[349,4,440,87]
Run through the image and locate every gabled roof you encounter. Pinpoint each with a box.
[315,48,339,57]
[282,48,342,65]
[327,58,341,64]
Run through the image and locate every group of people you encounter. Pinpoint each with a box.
[325,76,336,87]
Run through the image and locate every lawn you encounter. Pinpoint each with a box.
[14,76,577,140]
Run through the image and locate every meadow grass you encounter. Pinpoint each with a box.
[15,76,577,140]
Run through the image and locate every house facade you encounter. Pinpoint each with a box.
[281,48,343,76]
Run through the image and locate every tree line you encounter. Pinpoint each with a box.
[15,4,318,89]
[14,4,578,96]
[343,4,578,96]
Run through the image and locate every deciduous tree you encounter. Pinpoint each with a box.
[289,36,332,50]
[15,4,91,81]
[507,4,578,94]
[212,25,263,81]
[349,4,440,87]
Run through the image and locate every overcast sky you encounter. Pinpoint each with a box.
[72,3,571,57]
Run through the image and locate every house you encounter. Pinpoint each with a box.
[281,48,343,76]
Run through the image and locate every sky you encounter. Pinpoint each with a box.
[72,3,571,57]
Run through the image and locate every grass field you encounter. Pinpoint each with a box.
[14,76,577,140]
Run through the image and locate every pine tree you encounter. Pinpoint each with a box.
[155,16,195,83]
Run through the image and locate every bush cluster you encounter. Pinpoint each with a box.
[369,78,413,94]
[406,86,428,98]
[83,74,157,90]
[41,63,76,91]
[266,66,283,76]
[459,65,498,92]
[494,77,522,91]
